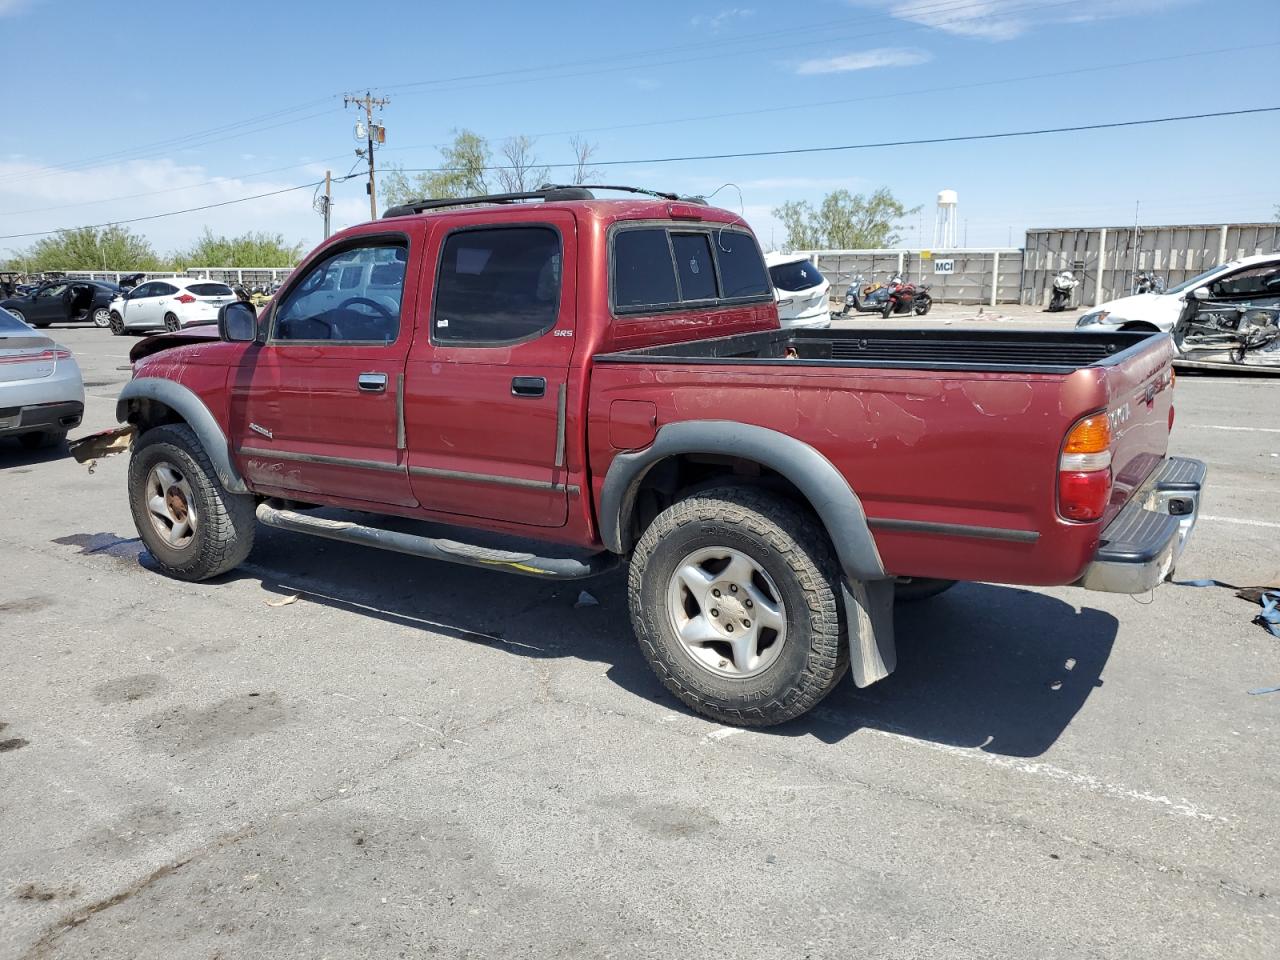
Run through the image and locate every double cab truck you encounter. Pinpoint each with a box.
[103,185,1204,727]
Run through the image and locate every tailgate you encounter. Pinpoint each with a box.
[1100,335,1176,525]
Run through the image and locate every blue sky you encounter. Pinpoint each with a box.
[2,0,1277,258]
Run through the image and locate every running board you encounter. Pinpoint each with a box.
[255,503,618,580]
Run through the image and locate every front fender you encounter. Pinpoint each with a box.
[116,377,247,493]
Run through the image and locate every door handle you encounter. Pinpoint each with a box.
[357,372,388,392]
[511,376,546,398]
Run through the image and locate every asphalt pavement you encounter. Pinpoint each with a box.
[1,321,1277,959]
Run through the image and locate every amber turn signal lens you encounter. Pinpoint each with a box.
[1063,414,1112,454]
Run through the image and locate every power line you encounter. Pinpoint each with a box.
[2,105,1273,241]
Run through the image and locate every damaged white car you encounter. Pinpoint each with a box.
[1077,254,1280,371]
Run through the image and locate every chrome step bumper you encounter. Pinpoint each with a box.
[1077,456,1206,595]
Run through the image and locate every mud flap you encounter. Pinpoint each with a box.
[842,578,896,687]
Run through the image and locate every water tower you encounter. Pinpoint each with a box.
[933,189,958,248]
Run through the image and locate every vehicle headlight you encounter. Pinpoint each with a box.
[1077,310,1110,327]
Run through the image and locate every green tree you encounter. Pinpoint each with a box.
[169,228,304,268]
[772,188,918,251]
[381,129,491,206]
[8,225,162,271]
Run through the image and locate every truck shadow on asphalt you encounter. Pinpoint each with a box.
[226,524,1116,760]
[0,437,70,466]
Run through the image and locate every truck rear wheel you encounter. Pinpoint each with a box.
[128,423,255,580]
[629,487,847,727]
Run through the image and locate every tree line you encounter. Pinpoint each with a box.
[2,226,305,273]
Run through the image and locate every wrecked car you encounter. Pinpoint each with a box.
[93,185,1204,728]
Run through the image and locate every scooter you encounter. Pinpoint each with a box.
[841,274,896,315]
[1047,270,1078,312]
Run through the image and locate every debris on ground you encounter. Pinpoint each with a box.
[265,594,300,608]
[68,424,136,473]
[574,590,599,609]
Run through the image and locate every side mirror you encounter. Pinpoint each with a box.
[218,301,257,342]
[1192,286,1211,300]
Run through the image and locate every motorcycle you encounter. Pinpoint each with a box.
[1047,270,1078,312]
[1133,271,1165,295]
[878,275,932,318]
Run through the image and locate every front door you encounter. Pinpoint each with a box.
[405,215,576,528]
[230,234,419,508]
[121,282,162,329]
[28,283,69,324]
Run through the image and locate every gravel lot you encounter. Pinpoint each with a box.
[1,322,1277,960]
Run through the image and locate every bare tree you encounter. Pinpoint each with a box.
[569,135,601,186]
[495,135,550,193]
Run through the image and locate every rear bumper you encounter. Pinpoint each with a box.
[1077,456,1206,594]
[0,400,84,436]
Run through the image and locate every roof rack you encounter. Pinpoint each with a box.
[381,183,707,219]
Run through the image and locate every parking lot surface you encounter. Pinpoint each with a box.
[1,324,1277,959]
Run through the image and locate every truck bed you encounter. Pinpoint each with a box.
[588,327,1175,589]
[595,327,1156,375]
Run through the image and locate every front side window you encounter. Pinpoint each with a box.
[273,241,406,343]
[433,227,561,345]
[1212,264,1280,299]
[37,283,67,299]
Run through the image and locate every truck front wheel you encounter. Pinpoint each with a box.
[128,423,256,580]
[629,487,847,727]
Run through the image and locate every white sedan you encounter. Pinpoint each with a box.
[108,278,237,335]
[764,252,832,329]
[1075,253,1280,334]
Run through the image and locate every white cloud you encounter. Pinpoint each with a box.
[0,157,335,257]
[858,0,1193,43]
[796,47,932,75]
[691,7,754,30]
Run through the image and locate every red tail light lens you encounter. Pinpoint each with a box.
[1058,412,1113,522]
[175,293,196,304]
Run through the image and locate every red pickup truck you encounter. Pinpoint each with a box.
[109,186,1204,726]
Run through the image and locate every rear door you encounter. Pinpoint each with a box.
[230,232,419,507]
[405,214,576,528]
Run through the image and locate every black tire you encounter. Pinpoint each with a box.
[128,423,256,580]
[894,577,957,602]
[32,321,51,328]
[628,486,847,727]
[880,302,893,319]
[18,430,66,450]
[163,312,181,332]
[913,298,932,316]
[109,311,125,335]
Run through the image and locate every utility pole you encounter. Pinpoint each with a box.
[323,170,332,239]
[345,91,389,221]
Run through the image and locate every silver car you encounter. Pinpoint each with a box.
[0,307,85,448]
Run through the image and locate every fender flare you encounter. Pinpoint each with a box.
[116,377,248,493]
[599,420,895,687]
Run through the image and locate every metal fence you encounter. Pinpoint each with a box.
[1021,222,1280,307]
[797,248,1023,305]
[56,266,296,285]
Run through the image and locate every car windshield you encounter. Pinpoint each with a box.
[769,259,824,292]
[1165,264,1233,295]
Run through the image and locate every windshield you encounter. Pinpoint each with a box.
[769,259,825,292]
[1166,264,1232,295]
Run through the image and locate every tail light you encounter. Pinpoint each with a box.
[1058,413,1112,522]
[175,293,196,304]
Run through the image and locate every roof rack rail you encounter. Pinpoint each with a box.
[381,183,707,219]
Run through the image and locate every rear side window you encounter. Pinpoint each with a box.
[155,282,179,296]
[612,225,771,314]
[186,283,233,296]
[769,259,825,293]
[433,226,561,345]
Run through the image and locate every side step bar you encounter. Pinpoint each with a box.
[256,503,619,580]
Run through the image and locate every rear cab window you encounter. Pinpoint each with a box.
[611,223,771,315]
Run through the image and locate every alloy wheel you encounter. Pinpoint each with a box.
[144,460,198,549]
